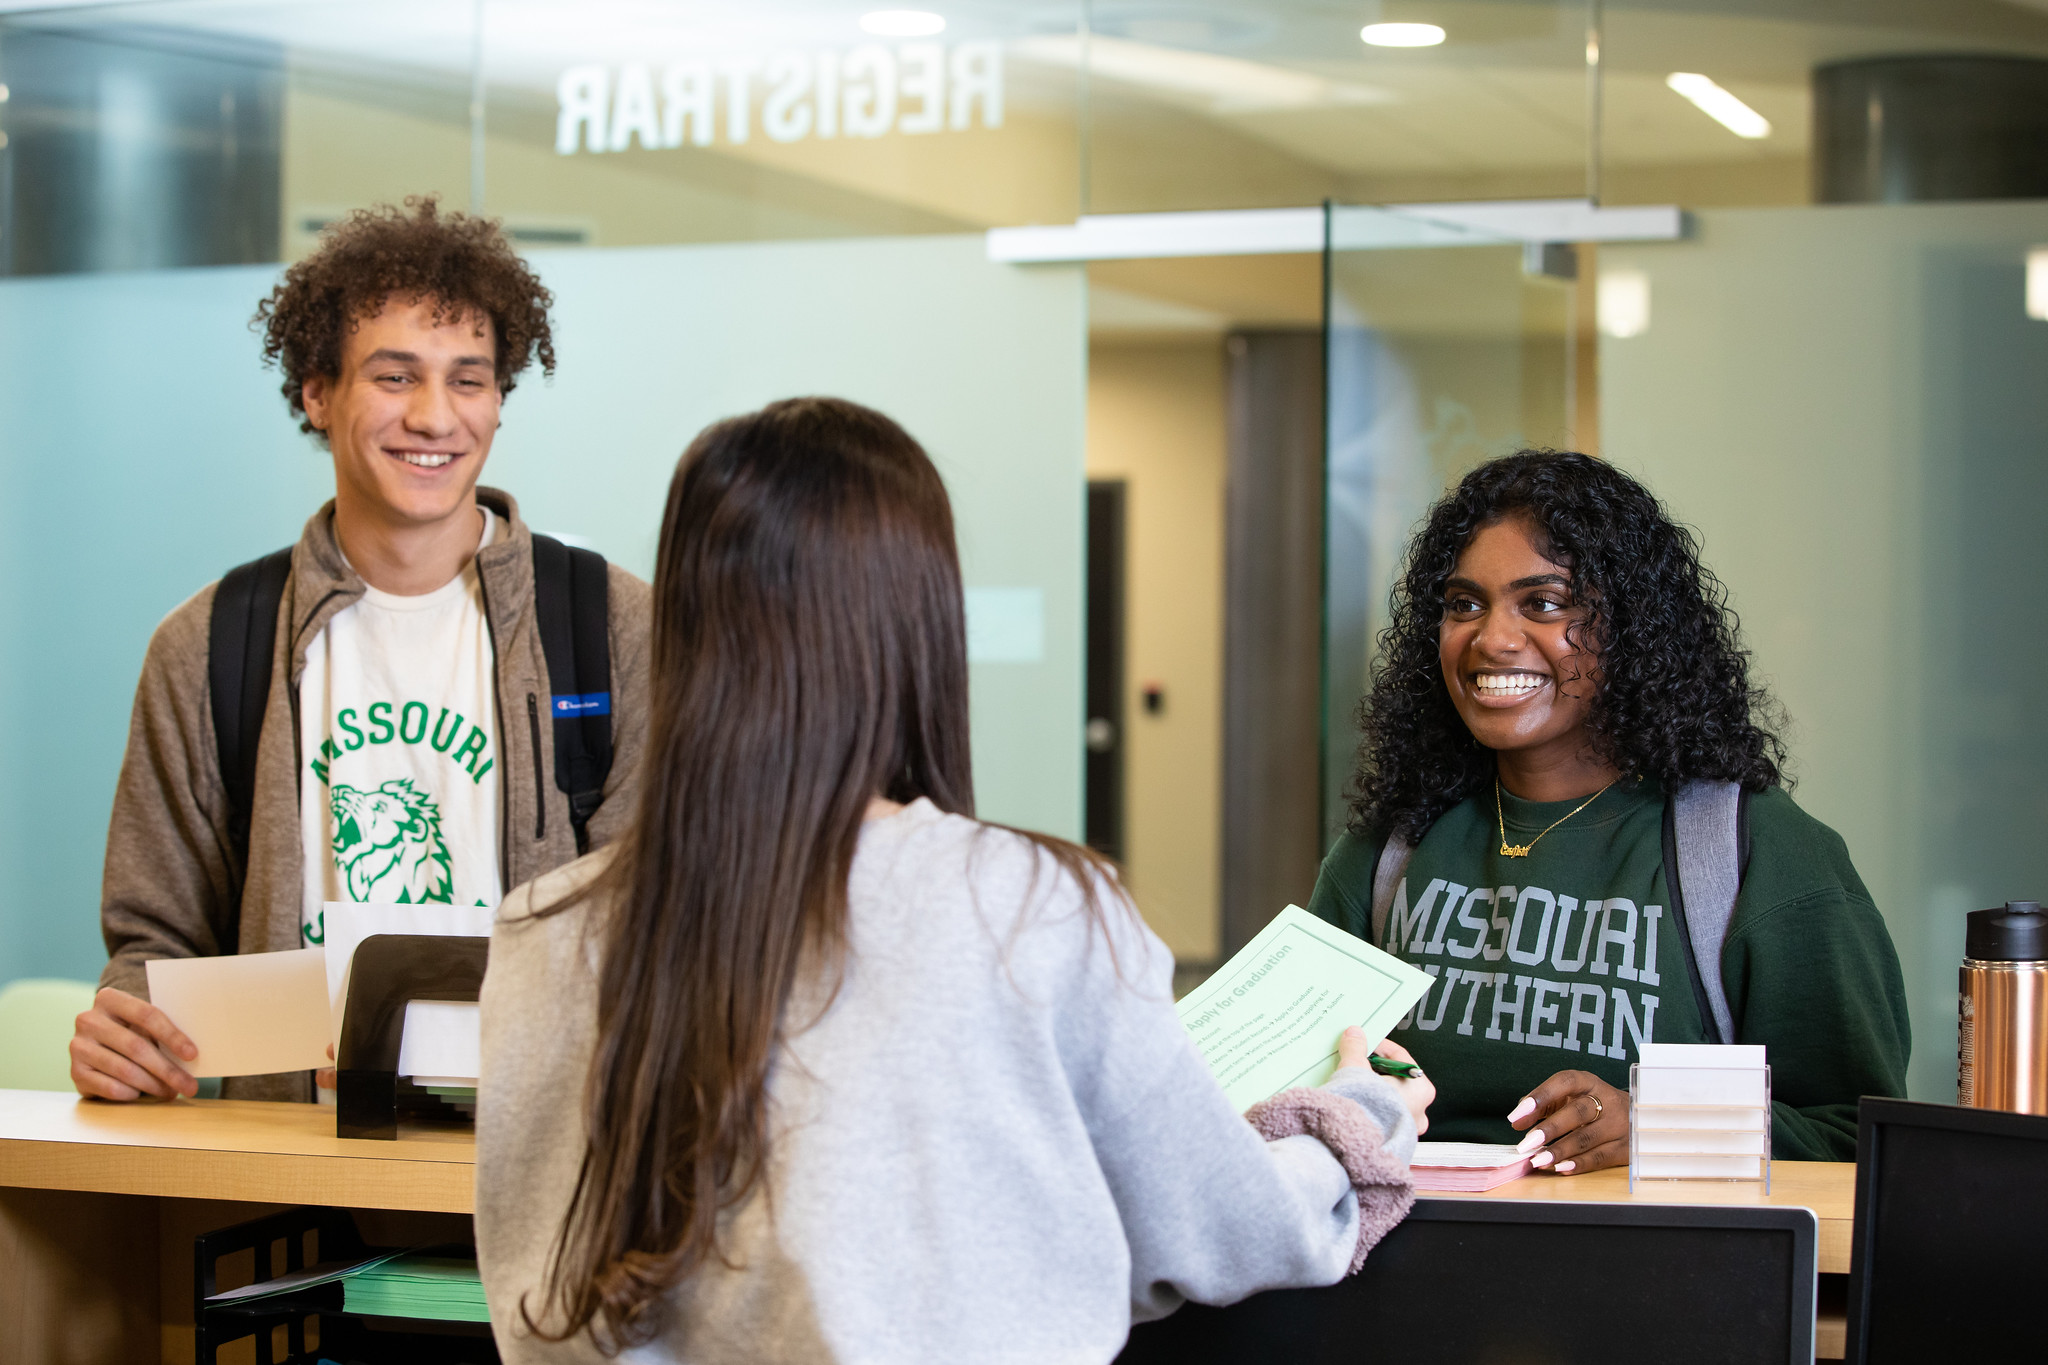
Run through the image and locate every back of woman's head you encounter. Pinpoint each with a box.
[1350,450,1785,842]
[532,396,973,1350]
[644,395,972,824]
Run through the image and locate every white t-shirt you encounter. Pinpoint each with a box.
[297,509,503,947]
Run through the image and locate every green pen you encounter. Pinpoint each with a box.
[1368,1053,1421,1079]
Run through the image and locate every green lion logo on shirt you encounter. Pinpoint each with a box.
[330,779,454,904]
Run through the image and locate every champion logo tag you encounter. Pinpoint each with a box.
[552,693,611,717]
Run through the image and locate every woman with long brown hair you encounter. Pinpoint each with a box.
[474,397,1428,1362]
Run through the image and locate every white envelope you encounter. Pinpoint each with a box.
[146,948,331,1078]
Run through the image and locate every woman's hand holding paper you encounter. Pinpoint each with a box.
[1507,1069,1630,1174]
[1340,1028,1435,1137]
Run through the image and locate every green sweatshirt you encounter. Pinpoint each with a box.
[1307,778,1910,1161]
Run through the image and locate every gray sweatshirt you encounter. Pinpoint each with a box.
[475,798,1417,1364]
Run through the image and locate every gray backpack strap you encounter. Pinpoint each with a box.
[1369,834,1417,946]
[1670,780,1742,1044]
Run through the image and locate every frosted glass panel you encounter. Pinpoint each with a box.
[1322,211,1573,843]
[0,234,1084,983]
[1602,202,2048,1103]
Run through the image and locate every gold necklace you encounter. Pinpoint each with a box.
[1496,776,1620,858]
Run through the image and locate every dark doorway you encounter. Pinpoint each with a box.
[1086,480,1128,860]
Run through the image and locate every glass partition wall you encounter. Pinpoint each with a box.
[0,0,1084,268]
[1321,207,1578,851]
[1602,200,2048,1104]
[1313,0,2048,1101]
[0,2,1091,987]
[9,1,2048,1106]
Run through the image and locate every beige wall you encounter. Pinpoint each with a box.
[1085,340,1227,963]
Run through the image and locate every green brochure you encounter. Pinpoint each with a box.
[1177,904,1434,1112]
[344,1254,490,1323]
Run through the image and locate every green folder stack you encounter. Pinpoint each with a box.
[342,1255,490,1323]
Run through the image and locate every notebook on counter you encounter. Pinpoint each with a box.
[1410,1142,1532,1191]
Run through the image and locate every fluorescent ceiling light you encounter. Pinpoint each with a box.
[1665,72,1770,139]
[2027,248,2048,320]
[860,10,945,37]
[1598,268,1650,339]
[1013,35,1395,112]
[1361,23,1446,48]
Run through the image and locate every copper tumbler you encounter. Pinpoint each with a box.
[1958,900,2048,1115]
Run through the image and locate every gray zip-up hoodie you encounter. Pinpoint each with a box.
[98,488,652,1101]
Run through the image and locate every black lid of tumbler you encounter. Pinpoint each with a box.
[1966,901,2048,961]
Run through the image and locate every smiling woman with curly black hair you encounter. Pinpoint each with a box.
[1307,451,1909,1169]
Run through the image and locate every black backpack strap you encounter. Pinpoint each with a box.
[530,534,613,854]
[208,547,293,916]
[1737,785,1753,881]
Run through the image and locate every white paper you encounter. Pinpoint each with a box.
[1411,1141,1528,1169]
[1634,1104,1767,1131]
[1635,1153,1764,1179]
[1637,1129,1769,1156]
[146,948,331,1078]
[1635,1067,1768,1106]
[204,1250,405,1304]
[1638,1043,1765,1069]
[396,1000,481,1082]
[321,902,494,1044]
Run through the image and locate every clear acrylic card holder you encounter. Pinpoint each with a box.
[1629,1062,1772,1193]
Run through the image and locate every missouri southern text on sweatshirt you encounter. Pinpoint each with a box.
[1309,780,1909,1161]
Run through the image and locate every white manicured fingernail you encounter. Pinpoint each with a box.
[1506,1097,1535,1123]
[1555,1160,1576,1173]
[1530,1150,1554,1168]
[1514,1129,1545,1155]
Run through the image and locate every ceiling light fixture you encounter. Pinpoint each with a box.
[1665,72,1770,139]
[1361,23,1446,48]
[861,10,946,38]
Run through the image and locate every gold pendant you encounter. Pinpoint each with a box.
[1500,842,1531,858]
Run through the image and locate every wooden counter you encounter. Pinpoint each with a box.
[0,1090,475,1364]
[0,1089,474,1212]
[0,1092,1858,1364]
[1437,1158,1855,1274]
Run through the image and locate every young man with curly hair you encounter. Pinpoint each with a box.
[72,198,651,1103]
[1309,451,1908,1166]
